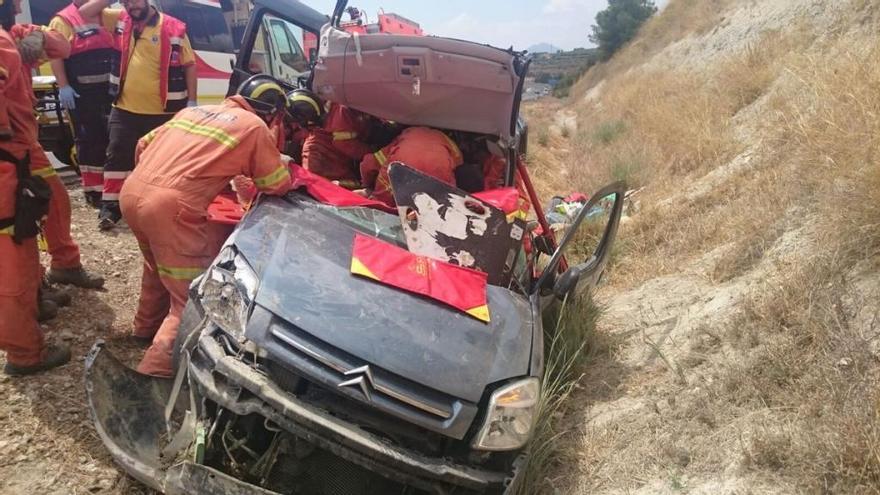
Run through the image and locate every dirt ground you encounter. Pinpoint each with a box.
[0,188,152,495]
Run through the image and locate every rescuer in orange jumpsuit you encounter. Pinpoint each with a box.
[302,102,375,185]
[4,18,104,289]
[0,0,71,375]
[359,126,463,206]
[121,75,293,377]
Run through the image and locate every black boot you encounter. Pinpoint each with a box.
[4,344,72,376]
[38,299,58,322]
[41,281,72,307]
[47,267,105,290]
[84,191,102,209]
[98,201,122,231]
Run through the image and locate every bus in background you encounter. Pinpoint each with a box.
[23,0,238,104]
[17,0,246,165]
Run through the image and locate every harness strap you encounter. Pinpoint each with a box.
[0,149,31,230]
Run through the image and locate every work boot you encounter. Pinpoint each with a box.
[84,191,102,209]
[47,267,105,289]
[98,202,122,231]
[4,344,72,376]
[41,281,72,307]
[38,299,58,322]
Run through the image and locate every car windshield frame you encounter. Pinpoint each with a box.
[286,191,531,292]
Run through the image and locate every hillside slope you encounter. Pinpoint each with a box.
[523,0,880,493]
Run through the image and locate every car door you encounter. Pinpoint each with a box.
[227,0,326,94]
[532,182,627,308]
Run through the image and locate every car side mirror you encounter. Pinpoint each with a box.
[553,256,594,299]
[533,182,627,305]
[309,47,318,62]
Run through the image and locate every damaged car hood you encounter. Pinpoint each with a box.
[232,194,535,403]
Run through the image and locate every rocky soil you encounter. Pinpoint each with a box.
[0,191,150,495]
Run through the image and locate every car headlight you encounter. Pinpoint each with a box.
[198,247,258,342]
[472,377,540,451]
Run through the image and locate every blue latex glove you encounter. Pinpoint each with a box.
[58,85,79,110]
[187,100,198,108]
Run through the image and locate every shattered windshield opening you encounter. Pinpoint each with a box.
[313,203,407,246]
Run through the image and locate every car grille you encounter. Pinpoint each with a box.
[262,318,478,440]
[270,326,452,419]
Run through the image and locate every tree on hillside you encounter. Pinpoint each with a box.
[590,0,657,60]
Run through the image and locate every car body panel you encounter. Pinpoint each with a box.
[234,194,536,404]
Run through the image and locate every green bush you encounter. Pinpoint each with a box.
[592,120,628,144]
[610,153,643,184]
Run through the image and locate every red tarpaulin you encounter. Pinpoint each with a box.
[207,192,246,225]
[473,187,530,222]
[349,234,490,323]
[290,165,396,213]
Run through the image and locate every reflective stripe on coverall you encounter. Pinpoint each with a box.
[7,25,80,269]
[359,127,463,206]
[121,96,293,377]
[0,28,44,366]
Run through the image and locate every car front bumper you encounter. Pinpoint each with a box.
[84,331,525,495]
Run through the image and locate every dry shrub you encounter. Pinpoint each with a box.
[731,250,880,493]
[715,28,811,113]
[770,45,880,263]
[713,34,880,492]
[525,1,880,493]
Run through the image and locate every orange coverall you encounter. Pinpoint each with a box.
[0,25,71,366]
[302,104,374,183]
[360,127,463,206]
[121,96,293,377]
[8,25,80,270]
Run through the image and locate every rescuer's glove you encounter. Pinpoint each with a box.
[58,85,79,110]
[17,30,45,65]
[187,100,198,108]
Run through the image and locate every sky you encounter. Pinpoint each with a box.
[309,0,669,51]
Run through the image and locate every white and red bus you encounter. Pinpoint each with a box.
[21,0,241,103]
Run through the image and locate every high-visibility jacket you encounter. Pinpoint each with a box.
[110,11,188,113]
[55,3,117,93]
[360,127,463,206]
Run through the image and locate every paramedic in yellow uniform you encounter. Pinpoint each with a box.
[79,0,197,230]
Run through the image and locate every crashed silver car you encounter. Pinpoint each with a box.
[85,1,625,493]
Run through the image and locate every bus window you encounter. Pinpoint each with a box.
[29,0,69,26]
[157,0,234,54]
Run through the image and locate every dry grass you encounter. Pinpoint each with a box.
[516,296,614,495]
[523,0,880,492]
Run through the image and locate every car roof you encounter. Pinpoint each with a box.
[312,25,528,141]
